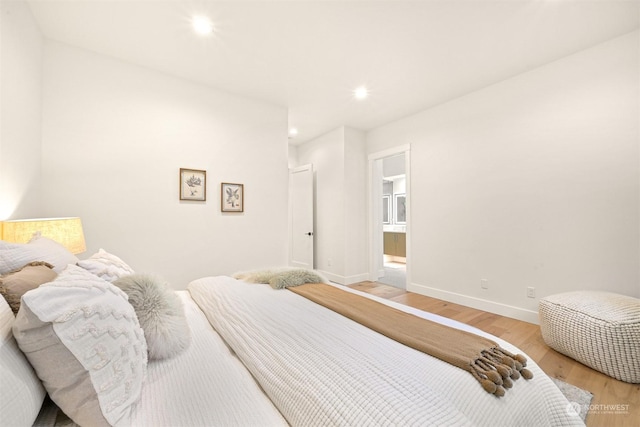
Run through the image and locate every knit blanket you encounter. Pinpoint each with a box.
[289,283,533,396]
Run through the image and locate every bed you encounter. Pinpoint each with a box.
[0,237,585,426]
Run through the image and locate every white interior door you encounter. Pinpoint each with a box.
[289,164,314,269]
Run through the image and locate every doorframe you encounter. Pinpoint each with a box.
[367,145,411,286]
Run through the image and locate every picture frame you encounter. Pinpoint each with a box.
[221,182,244,212]
[394,193,406,224]
[180,168,206,201]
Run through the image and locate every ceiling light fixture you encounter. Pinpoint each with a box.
[354,86,369,100]
[192,15,213,35]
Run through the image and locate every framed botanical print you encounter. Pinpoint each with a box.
[221,182,244,212]
[180,168,206,201]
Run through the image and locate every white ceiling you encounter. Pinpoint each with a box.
[26,0,639,145]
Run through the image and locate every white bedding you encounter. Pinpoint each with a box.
[188,276,585,427]
[130,291,287,427]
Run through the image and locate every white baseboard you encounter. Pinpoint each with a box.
[408,282,540,325]
[321,271,370,286]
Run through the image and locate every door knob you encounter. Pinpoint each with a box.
[307,232,313,236]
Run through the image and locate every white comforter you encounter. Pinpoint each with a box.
[188,277,585,427]
[130,291,287,427]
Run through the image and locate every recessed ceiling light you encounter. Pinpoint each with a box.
[354,86,369,100]
[289,127,298,137]
[192,15,213,35]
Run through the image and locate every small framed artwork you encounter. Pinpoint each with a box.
[221,182,244,212]
[180,168,206,201]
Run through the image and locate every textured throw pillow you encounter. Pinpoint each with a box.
[13,265,147,427]
[0,262,57,314]
[113,274,190,360]
[77,248,135,282]
[234,267,329,289]
[0,236,78,275]
[0,297,46,426]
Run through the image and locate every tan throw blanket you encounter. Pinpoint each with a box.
[289,283,533,397]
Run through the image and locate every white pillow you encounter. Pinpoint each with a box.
[0,236,78,275]
[77,248,135,282]
[13,264,147,427]
[0,297,46,426]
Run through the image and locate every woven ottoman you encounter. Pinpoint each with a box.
[539,291,640,383]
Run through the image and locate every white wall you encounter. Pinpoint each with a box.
[0,0,43,219]
[367,31,639,322]
[40,41,290,288]
[297,127,345,279]
[296,126,368,284]
[288,144,298,169]
[343,127,368,281]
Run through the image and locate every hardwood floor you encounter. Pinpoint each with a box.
[348,281,640,427]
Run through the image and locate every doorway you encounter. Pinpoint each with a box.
[380,155,406,288]
[368,145,410,289]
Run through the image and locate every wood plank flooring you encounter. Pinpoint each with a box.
[348,281,640,427]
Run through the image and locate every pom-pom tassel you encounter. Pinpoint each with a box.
[472,366,498,395]
[486,370,503,385]
[501,356,515,369]
[521,369,534,380]
[515,354,528,367]
[493,347,533,380]
[479,356,509,377]
[502,377,513,389]
[496,365,512,379]
[482,380,498,394]
[496,348,528,364]
[470,347,534,396]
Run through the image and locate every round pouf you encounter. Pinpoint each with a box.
[539,291,640,383]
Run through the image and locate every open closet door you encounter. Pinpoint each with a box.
[289,164,314,269]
